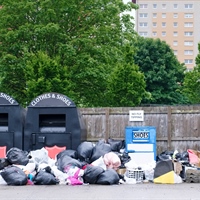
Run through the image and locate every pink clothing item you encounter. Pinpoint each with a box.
[64,165,84,185]
[187,149,200,166]
[67,176,83,185]
[67,169,83,185]
[103,152,121,170]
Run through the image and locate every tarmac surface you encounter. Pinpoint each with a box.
[0,183,200,200]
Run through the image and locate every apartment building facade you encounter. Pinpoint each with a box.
[134,0,200,70]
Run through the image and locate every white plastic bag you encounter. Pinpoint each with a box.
[143,161,156,181]
[124,176,137,184]
[174,172,183,184]
[124,159,138,169]
[91,156,107,170]
[29,148,49,165]
[51,166,68,184]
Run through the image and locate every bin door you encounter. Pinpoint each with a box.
[0,132,14,156]
[32,132,71,150]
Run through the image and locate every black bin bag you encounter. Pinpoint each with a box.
[77,141,94,162]
[33,166,59,185]
[56,154,82,172]
[56,150,78,160]
[96,169,120,185]
[6,147,29,165]
[83,165,104,184]
[90,140,111,163]
[0,158,11,170]
[1,165,28,185]
[107,139,125,152]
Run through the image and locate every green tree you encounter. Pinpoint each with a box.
[134,37,188,105]
[0,0,139,107]
[107,63,146,106]
[24,51,70,105]
[182,43,200,103]
[106,43,147,107]
[0,54,26,104]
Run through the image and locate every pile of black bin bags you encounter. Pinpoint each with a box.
[0,139,131,186]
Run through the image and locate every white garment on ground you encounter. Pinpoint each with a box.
[91,156,107,170]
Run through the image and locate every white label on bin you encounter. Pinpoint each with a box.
[128,152,155,165]
[127,143,153,151]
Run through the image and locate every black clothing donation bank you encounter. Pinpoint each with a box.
[0,93,25,157]
[23,93,87,152]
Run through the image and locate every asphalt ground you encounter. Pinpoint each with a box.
[0,183,200,200]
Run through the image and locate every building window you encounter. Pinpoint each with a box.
[140,4,148,9]
[174,50,178,55]
[184,31,193,36]
[162,32,166,37]
[162,22,166,27]
[153,4,157,9]
[174,4,178,9]
[184,13,193,18]
[152,22,157,27]
[139,32,148,37]
[139,22,148,27]
[173,32,178,36]
[173,13,178,18]
[153,13,157,18]
[184,22,193,27]
[184,50,193,55]
[139,13,148,18]
[185,4,193,9]
[184,59,193,64]
[173,22,178,27]
[184,41,193,46]
[173,41,178,46]
[162,13,166,18]
[162,4,166,9]
[152,32,157,36]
